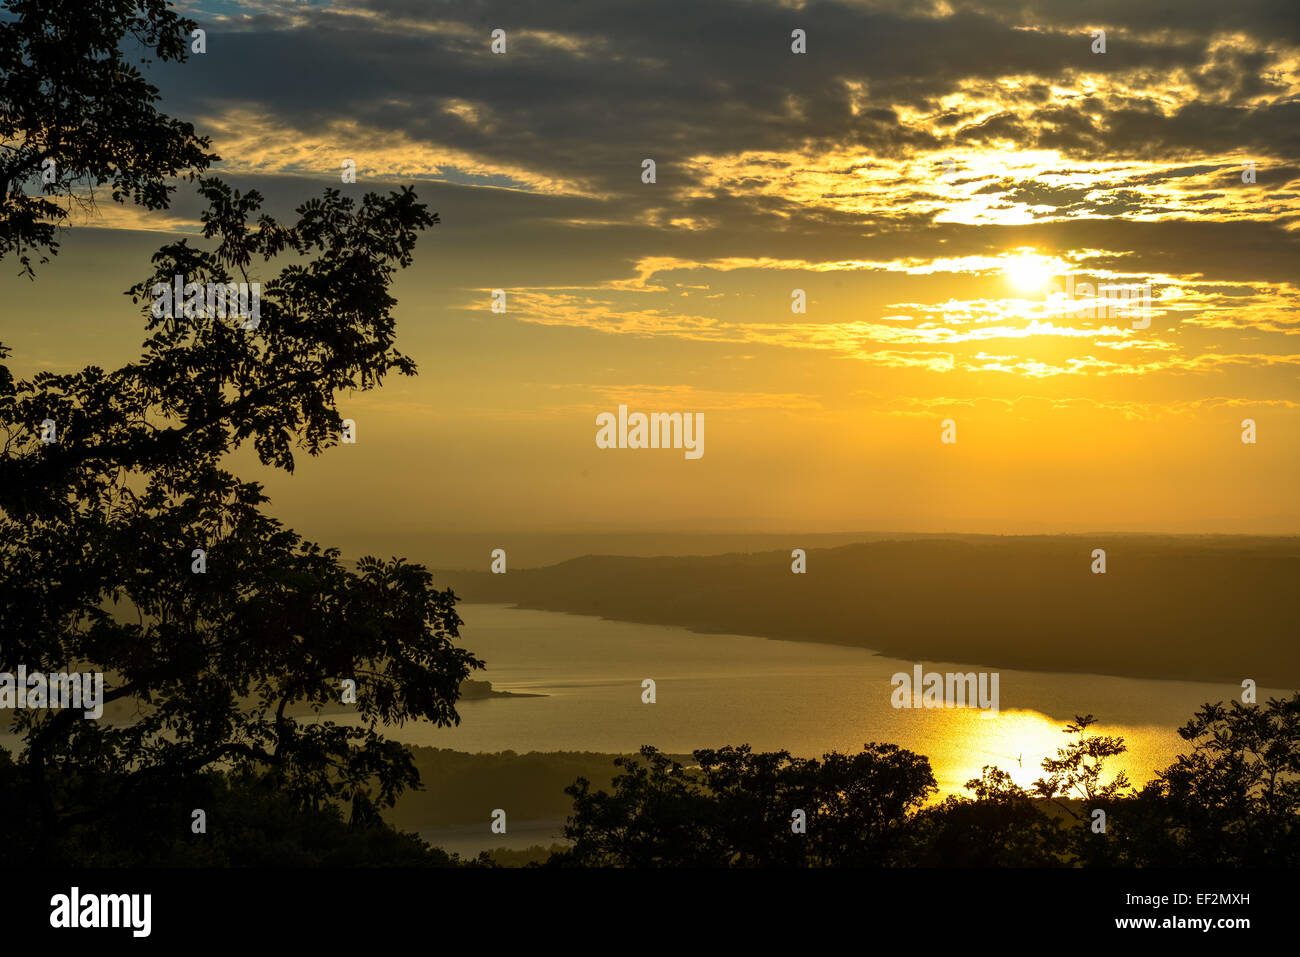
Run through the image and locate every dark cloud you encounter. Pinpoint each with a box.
[132,0,1300,293]
[163,0,1298,176]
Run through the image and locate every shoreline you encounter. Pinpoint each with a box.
[458,600,1294,692]
[438,539,1300,689]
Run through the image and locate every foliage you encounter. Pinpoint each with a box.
[0,177,481,862]
[1109,695,1300,866]
[0,751,486,866]
[1,0,216,276]
[549,697,1300,867]
[911,767,1071,867]
[551,743,936,867]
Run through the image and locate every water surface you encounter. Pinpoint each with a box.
[351,603,1283,796]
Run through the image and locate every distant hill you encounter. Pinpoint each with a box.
[438,535,1300,687]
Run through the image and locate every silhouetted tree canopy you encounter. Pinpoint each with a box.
[1,0,216,276]
[912,767,1071,867]
[0,750,501,866]
[550,743,937,867]
[0,178,481,863]
[1108,694,1300,866]
[549,698,1300,868]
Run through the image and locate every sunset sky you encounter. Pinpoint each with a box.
[4,0,1298,543]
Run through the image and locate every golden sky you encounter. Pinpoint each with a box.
[3,0,1298,538]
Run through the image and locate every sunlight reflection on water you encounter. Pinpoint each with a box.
[330,604,1290,797]
[6,604,1283,800]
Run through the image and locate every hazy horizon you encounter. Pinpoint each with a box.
[303,526,1300,572]
[4,0,1297,541]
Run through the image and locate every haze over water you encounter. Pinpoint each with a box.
[358,604,1281,796]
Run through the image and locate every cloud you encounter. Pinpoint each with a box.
[85,0,1296,393]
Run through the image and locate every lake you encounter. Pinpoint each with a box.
[5,602,1281,855]
[350,603,1280,797]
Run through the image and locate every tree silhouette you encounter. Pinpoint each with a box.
[1112,693,1300,866]
[1,0,216,276]
[551,743,936,867]
[1032,713,1130,807]
[912,766,1070,867]
[0,178,483,862]
[548,710,1298,868]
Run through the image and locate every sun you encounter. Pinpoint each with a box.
[1004,251,1054,291]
